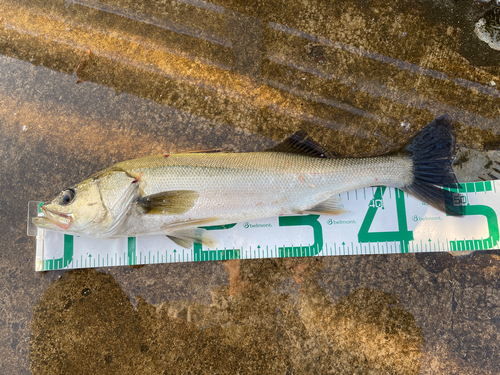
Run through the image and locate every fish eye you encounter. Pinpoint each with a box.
[60,188,76,205]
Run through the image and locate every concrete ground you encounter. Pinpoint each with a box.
[1,0,500,373]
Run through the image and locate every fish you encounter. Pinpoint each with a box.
[33,115,459,248]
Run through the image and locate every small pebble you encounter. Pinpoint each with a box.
[22,125,28,132]
[488,80,496,87]
[400,121,411,132]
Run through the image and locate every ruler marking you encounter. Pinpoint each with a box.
[34,179,499,269]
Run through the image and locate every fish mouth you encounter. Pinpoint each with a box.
[33,206,73,230]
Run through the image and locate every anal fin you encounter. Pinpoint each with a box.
[167,236,193,249]
[167,228,219,249]
[301,196,348,215]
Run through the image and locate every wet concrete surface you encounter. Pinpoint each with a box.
[1,0,500,373]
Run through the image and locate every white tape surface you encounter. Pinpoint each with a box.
[30,181,499,271]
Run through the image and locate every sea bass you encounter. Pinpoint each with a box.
[34,116,458,248]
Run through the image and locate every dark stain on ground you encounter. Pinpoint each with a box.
[415,252,453,274]
[305,43,326,63]
[455,149,471,165]
[30,260,424,374]
[483,139,500,152]
[484,159,494,169]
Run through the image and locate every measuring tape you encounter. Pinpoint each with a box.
[28,180,500,271]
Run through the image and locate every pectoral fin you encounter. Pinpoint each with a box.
[167,228,219,249]
[301,196,348,215]
[137,190,198,215]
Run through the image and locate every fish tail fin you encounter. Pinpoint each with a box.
[400,115,460,214]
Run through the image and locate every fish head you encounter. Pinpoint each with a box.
[33,169,141,237]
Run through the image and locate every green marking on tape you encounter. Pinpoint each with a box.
[44,234,73,271]
[448,203,499,251]
[278,215,323,257]
[358,187,413,254]
[194,223,240,261]
[128,237,136,265]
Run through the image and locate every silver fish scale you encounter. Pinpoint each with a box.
[114,152,413,236]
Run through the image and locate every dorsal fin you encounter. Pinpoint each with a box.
[183,148,234,154]
[264,130,332,158]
